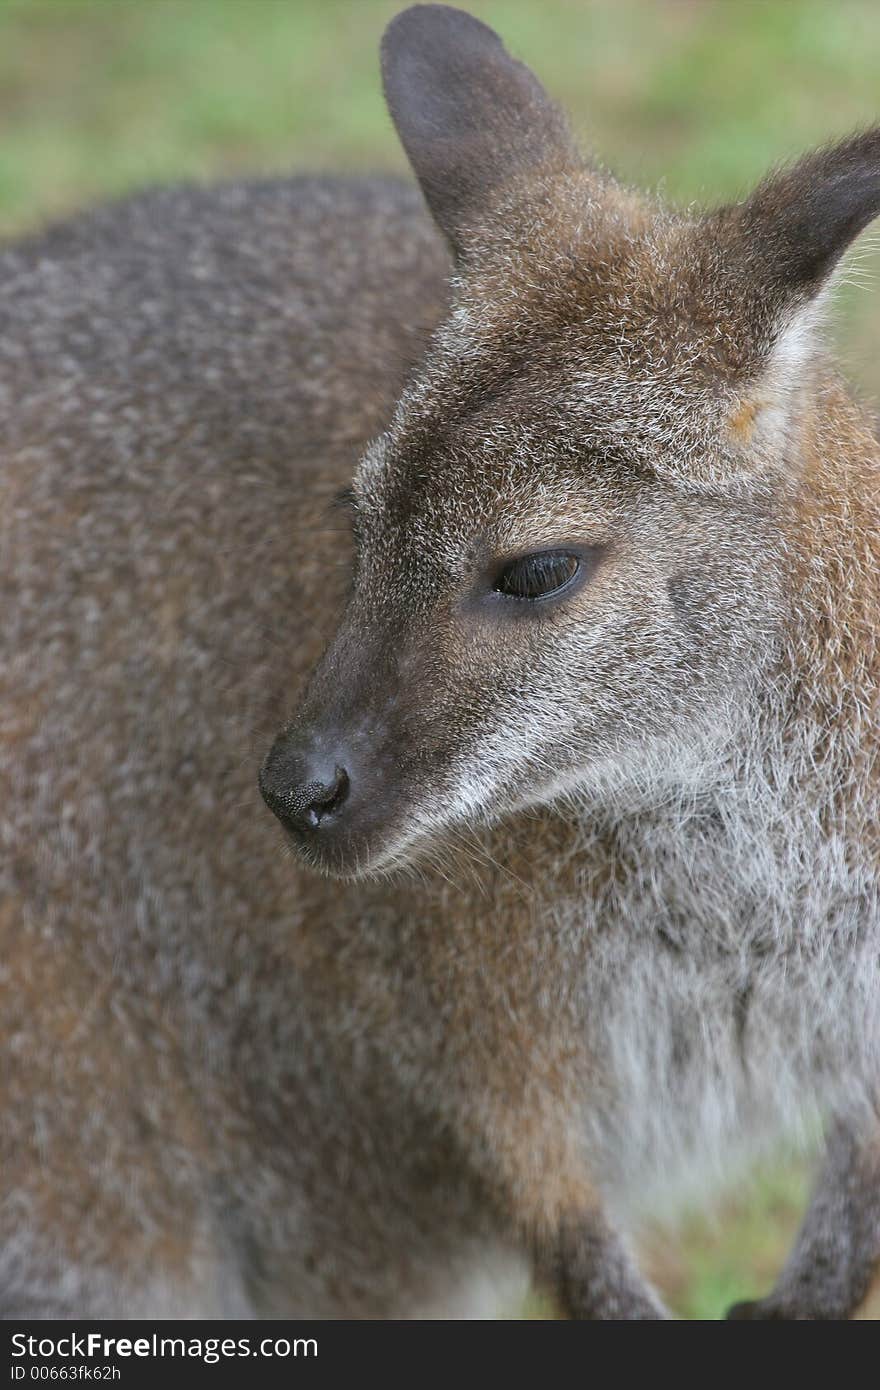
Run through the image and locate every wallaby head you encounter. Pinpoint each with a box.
[260,3,880,877]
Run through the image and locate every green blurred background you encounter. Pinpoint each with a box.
[2,0,878,1318]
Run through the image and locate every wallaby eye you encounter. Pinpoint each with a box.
[494,551,580,601]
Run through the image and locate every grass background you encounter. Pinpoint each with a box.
[2,0,878,1318]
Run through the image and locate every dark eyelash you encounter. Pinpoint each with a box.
[493,551,581,601]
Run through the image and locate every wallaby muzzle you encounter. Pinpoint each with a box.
[259,621,417,876]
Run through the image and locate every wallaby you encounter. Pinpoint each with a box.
[2,3,879,1320]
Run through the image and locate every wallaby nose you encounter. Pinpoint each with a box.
[259,742,350,834]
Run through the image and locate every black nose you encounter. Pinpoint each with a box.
[259,745,350,834]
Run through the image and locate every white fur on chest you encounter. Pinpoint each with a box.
[565,770,880,1221]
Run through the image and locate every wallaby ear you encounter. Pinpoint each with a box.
[692,130,880,473]
[381,4,576,259]
[736,128,880,301]
[716,129,880,383]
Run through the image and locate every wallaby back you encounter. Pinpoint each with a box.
[1,176,515,1317]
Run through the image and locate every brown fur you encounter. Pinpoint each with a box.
[2,5,879,1318]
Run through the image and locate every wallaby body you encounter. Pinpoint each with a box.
[2,6,880,1318]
